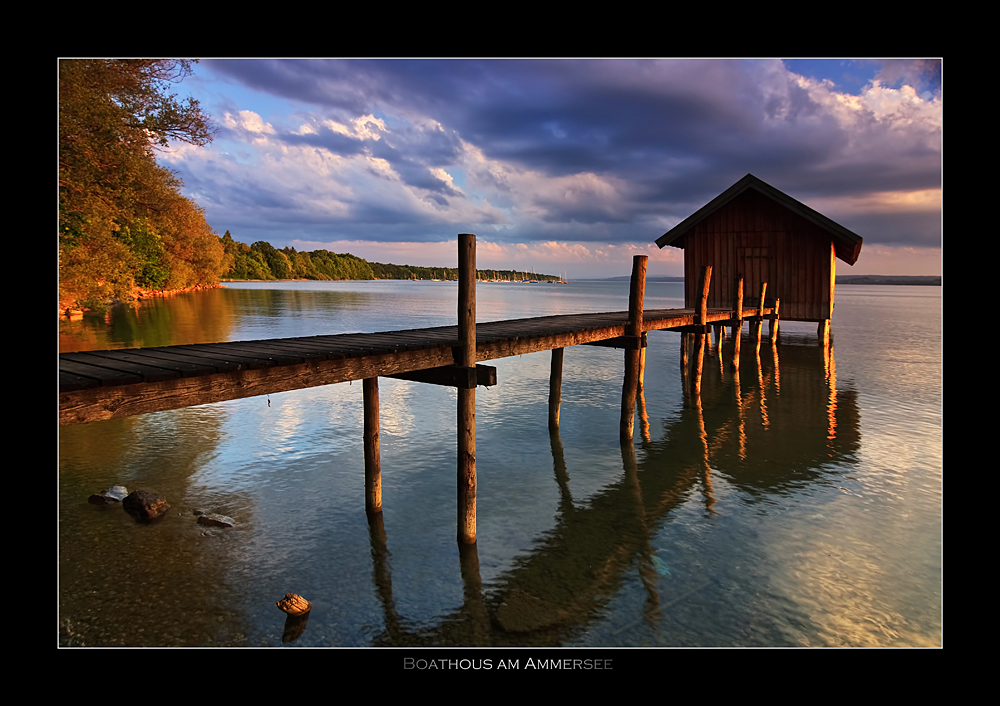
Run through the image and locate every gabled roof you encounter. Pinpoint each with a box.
[655,173,863,265]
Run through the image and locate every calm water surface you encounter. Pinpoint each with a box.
[58,281,942,647]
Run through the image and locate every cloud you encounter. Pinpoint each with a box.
[175,59,940,257]
[875,59,942,98]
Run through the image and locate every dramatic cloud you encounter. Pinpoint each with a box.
[162,58,942,276]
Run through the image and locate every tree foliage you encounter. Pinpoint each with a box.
[59,59,224,311]
[216,234,559,283]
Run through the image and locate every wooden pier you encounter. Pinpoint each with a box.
[59,234,779,544]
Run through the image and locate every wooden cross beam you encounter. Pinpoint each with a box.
[387,364,497,389]
[582,333,646,350]
[669,324,712,334]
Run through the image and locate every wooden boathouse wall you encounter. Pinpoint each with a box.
[657,174,863,323]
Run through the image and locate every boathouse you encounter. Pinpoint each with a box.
[655,174,863,325]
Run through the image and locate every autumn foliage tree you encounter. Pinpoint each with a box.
[59,59,228,312]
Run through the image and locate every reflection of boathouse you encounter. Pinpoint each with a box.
[656,174,863,325]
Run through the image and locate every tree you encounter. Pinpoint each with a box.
[59,59,220,311]
[251,241,291,280]
[118,219,169,289]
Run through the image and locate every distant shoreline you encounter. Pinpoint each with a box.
[602,275,940,286]
[834,275,940,286]
[221,274,941,286]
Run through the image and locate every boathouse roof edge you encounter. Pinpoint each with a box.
[655,173,863,266]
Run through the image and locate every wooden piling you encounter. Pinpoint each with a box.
[716,325,725,375]
[457,233,477,544]
[818,319,830,347]
[697,265,713,329]
[769,298,780,342]
[363,377,381,514]
[620,255,647,442]
[692,265,712,399]
[754,282,767,355]
[549,347,564,432]
[732,276,743,372]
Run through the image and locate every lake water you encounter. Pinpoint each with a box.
[58,280,942,647]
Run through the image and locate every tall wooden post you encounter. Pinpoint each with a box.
[692,265,712,399]
[620,255,647,442]
[457,233,477,544]
[825,240,836,346]
[754,282,767,356]
[697,265,713,329]
[680,333,690,399]
[549,347,564,432]
[363,377,381,514]
[732,276,743,372]
[769,298,780,342]
[818,319,830,347]
[715,324,725,375]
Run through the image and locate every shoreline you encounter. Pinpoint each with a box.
[59,283,224,319]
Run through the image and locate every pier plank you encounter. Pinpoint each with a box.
[60,305,774,425]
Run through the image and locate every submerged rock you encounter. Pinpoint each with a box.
[122,490,170,522]
[196,513,235,528]
[88,485,129,505]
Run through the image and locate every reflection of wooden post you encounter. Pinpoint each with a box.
[457,233,477,545]
[549,426,572,506]
[458,541,490,645]
[620,255,647,442]
[363,377,381,514]
[366,510,403,643]
[732,277,743,372]
[549,347,564,432]
[693,329,705,397]
[771,327,781,390]
[638,345,646,396]
[770,298,780,342]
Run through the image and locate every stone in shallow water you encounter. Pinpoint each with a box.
[196,513,235,528]
[88,485,129,505]
[276,593,311,616]
[122,490,170,522]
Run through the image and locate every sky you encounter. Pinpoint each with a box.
[159,58,942,279]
